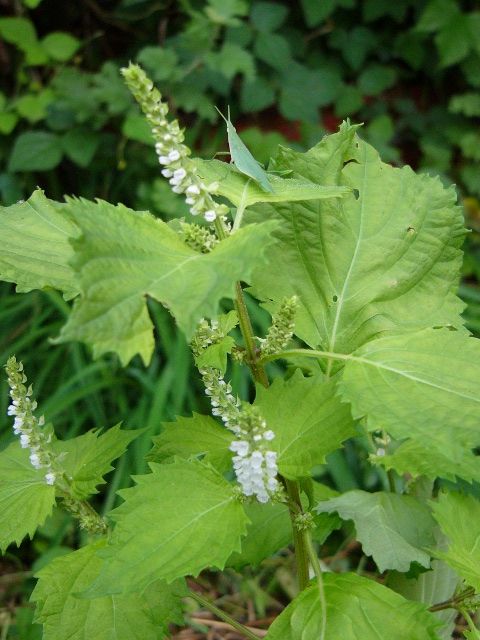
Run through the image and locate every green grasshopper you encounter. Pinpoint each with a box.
[216,107,274,193]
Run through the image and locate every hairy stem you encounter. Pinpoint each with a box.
[235,282,269,388]
[188,590,262,640]
[304,531,327,640]
[285,479,310,591]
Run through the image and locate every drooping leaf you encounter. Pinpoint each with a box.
[430,492,480,592]
[371,439,480,485]
[0,442,56,552]
[196,158,349,208]
[54,197,277,364]
[52,424,141,499]
[227,501,293,569]
[83,460,249,596]
[387,558,460,640]
[265,572,441,640]
[248,123,465,361]
[0,189,79,299]
[254,371,357,479]
[339,329,480,456]
[310,483,343,544]
[316,490,435,572]
[148,413,234,473]
[32,540,186,640]
[228,482,340,569]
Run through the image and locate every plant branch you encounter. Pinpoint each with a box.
[188,591,262,640]
[429,586,476,612]
[234,283,269,387]
[284,479,310,591]
[304,531,327,640]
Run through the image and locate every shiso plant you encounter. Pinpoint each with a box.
[0,62,480,639]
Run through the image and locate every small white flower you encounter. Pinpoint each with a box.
[29,452,41,468]
[264,430,275,441]
[158,155,171,165]
[186,185,200,195]
[168,150,180,162]
[161,169,173,178]
[20,434,30,448]
[204,210,217,222]
[44,472,56,485]
[174,168,187,180]
[265,451,277,466]
[230,441,250,457]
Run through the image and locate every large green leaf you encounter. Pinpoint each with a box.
[32,540,186,640]
[148,413,234,473]
[196,158,350,208]
[53,425,140,499]
[430,492,480,592]
[0,442,56,552]
[84,460,249,596]
[339,329,480,458]
[371,439,480,485]
[0,189,79,299]
[56,197,277,364]
[248,123,465,362]
[254,371,357,479]
[266,572,441,640]
[316,490,435,572]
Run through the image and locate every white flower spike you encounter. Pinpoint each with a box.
[122,63,229,225]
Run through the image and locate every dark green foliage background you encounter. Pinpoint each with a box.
[0,0,479,634]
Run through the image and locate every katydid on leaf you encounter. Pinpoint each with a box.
[216,106,274,193]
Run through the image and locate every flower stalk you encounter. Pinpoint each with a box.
[192,318,280,503]
[122,63,229,224]
[6,356,57,486]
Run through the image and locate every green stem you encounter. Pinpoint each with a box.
[188,591,261,640]
[428,586,476,612]
[304,531,327,640]
[462,609,479,636]
[387,469,397,493]
[234,282,269,387]
[214,217,228,241]
[285,479,310,591]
